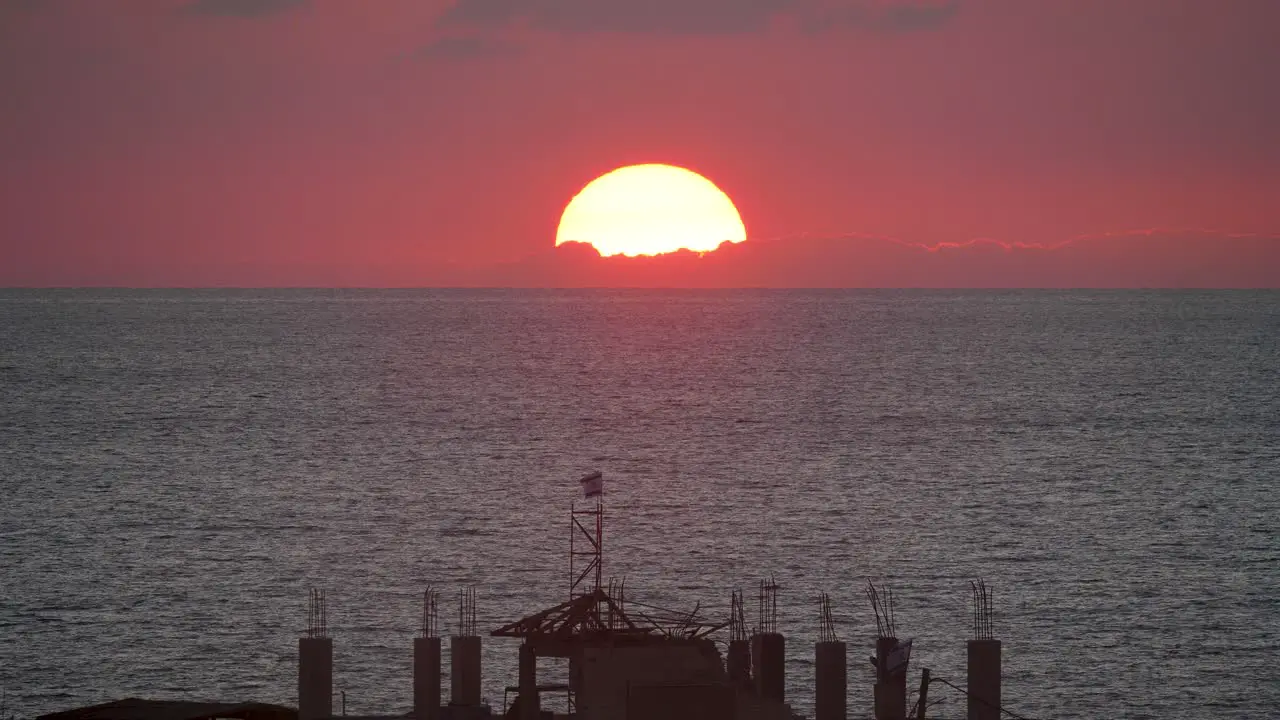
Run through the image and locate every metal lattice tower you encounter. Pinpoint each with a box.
[569,500,603,599]
[306,588,328,639]
[819,592,838,643]
[971,579,994,640]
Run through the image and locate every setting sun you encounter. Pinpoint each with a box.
[555,164,747,257]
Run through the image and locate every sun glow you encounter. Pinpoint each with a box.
[555,164,747,257]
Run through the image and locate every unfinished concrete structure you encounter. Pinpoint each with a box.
[449,635,483,707]
[488,493,795,720]
[727,641,752,691]
[270,478,1027,720]
[517,643,539,720]
[492,586,793,720]
[867,583,908,720]
[750,578,786,706]
[967,580,1001,720]
[580,639,732,720]
[268,575,1018,720]
[726,590,752,692]
[414,589,443,720]
[450,589,483,709]
[813,594,846,720]
[750,634,786,706]
[298,589,333,720]
[813,642,846,720]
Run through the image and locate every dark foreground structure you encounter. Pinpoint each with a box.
[36,699,297,720]
[38,493,1016,720]
[290,499,1008,717]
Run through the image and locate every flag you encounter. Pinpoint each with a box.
[579,470,603,499]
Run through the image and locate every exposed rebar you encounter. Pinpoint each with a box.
[971,579,994,640]
[865,580,897,639]
[307,588,328,639]
[819,592,838,643]
[457,587,477,637]
[419,587,440,638]
[757,575,779,634]
[730,588,747,642]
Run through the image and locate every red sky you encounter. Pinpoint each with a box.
[1,0,1278,287]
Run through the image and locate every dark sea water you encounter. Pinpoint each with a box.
[1,290,1277,720]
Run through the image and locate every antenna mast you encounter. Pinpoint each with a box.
[569,472,604,599]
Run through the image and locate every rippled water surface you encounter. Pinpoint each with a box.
[1,290,1277,719]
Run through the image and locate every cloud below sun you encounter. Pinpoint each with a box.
[411,228,1280,289]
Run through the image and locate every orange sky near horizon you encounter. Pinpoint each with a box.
[1,0,1278,286]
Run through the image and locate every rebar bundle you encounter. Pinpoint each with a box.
[306,588,328,639]
[419,587,440,638]
[457,587,477,637]
[819,592,838,643]
[865,581,897,639]
[730,589,747,642]
[758,576,779,634]
[971,579,994,640]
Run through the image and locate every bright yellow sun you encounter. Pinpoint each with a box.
[555,164,747,257]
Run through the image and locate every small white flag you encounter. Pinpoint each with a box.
[579,470,603,499]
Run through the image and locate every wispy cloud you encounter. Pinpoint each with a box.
[800,0,960,33]
[748,226,1271,253]
[0,0,46,25]
[182,0,306,18]
[433,0,961,36]
[458,227,1280,288]
[421,34,523,61]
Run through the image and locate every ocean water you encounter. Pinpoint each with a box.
[1,289,1276,720]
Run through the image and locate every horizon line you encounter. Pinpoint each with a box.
[3,286,1278,291]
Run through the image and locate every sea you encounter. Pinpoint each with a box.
[1,289,1276,720]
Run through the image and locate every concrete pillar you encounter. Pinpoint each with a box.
[450,635,482,706]
[967,639,1001,720]
[519,643,539,720]
[751,632,786,704]
[413,636,441,720]
[814,640,847,720]
[874,682,906,720]
[298,637,333,720]
[874,637,906,720]
[568,652,587,719]
[727,639,751,691]
[874,637,895,683]
[569,652,583,695]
